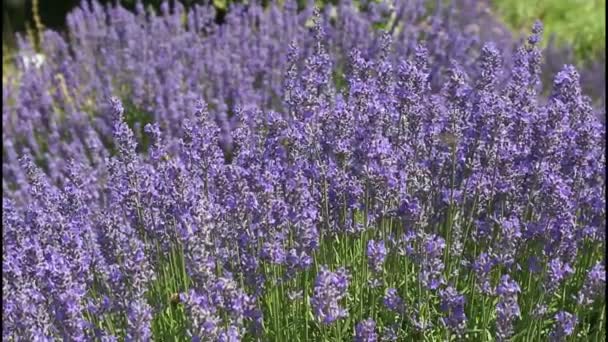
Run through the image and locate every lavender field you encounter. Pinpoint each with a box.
[2,0,606,341]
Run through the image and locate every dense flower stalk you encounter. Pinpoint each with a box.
[311,266,350,324]
[354,318,378,342]
[495,275,521,341]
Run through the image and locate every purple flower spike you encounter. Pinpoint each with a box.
[311,266,350,324]
[354,319,378,342]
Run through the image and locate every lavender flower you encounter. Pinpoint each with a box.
[546,258,575,293]
[367,240,387,273]
[311,266,350,324]
[496,275,521,341]
[354,318,378,342]
[439,286,467,336]
[380,324,399,341]
[550,311,577,341]
[419,233,446,290]
[2,1,605,340]
[577,262,606,306]
[383,288,405,313]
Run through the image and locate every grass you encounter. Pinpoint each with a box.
[120,204,605,341]
[492,0,606,62]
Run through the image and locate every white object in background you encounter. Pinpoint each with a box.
[20,53,46,70]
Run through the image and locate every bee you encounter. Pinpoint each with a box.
[170,293,181,304]
[439,132,459,147]
[464,23,480,35]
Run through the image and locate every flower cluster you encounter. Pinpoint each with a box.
[439,286,467,336]
[496,275,522,341]
[355,318,378,342]
[2,0,605,340]
[550,311,578,341]
[311,266,351,325]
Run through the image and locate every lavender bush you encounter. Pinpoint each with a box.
[2,0,605,341]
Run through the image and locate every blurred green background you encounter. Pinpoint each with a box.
[2,0,606,64]
[492,0,606,62]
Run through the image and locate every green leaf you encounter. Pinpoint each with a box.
[213,0,227,10]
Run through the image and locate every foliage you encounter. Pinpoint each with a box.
[492,0,606,62]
